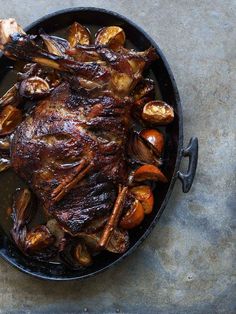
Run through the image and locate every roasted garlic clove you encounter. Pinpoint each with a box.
[0,84,20,108]
[130,185,154,214]
[0,105,22,136]
[120,200,144,229]
[133,164,168,183]
[95,26,126,50]
[74,242,93,266]
[0,157,11,172]
[142,101,174,125]
[19,76,50,99]
[140,129,165,155]
[68,22,91,47]
[25,225,55,252]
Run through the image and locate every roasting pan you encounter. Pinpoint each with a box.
[0,7,198,280]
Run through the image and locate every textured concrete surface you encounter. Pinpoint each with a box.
[0,0,235,313]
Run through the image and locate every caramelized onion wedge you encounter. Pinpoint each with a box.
[19,76,50,99]
[95,26,126,50]
[74,242,92,266]
[0,105,22,136]
[0,84,20,108]
[140,129,164,155]
[133,164,168,183]
[107,228,129,253]
[25,225,55,252]
[128,132,161,165]
[130,185,154,214]
[68,22,91,47]
[132,79,155,101]
[142,101,174,125]
[0,137,10,150]
[12,188,32,226]
[120,200,144,229]
[46,219,64,246]
[41,34,69,56]
[0,157,10,172]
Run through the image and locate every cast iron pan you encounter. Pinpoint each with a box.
[0,7,198,280]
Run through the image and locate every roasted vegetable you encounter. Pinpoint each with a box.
[78,228,129,254]
[0,137,10,150]
[133,164,168,182]
[19,76,50,99]
[74,242,92,266]
[0,105,22,136]
[0,84,21,108]
[140,129,164,155]
[41,33,69,56]
[46,219,65,246]
[10,188,33,251]
[25,225,55,253]
[0,157,11,172]
[68,22,91,47]
[128,132,161,165]
[0,18,25,50]
[142,100,174,125]
[132,79,155,101]
[130,185,154,214]
[95,26,126,50]
[12,188,32,226]
[120,200,144,229]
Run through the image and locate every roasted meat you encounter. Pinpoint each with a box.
[0,19,175,266]
[11,82,130,234]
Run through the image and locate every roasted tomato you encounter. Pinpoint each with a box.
[140,129,165,155]
[95,26,126,50]
[120,200,144,229]
[130,185,154,214]
[68,22,91,47]
[133,164,168,183]
[142,100,174,125]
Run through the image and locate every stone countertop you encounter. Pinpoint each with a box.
[0,1,235,313]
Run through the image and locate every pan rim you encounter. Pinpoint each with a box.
[0,7,183,281]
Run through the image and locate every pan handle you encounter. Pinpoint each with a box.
[177,137,198,193]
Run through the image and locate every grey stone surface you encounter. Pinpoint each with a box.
[0,0,235,313]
